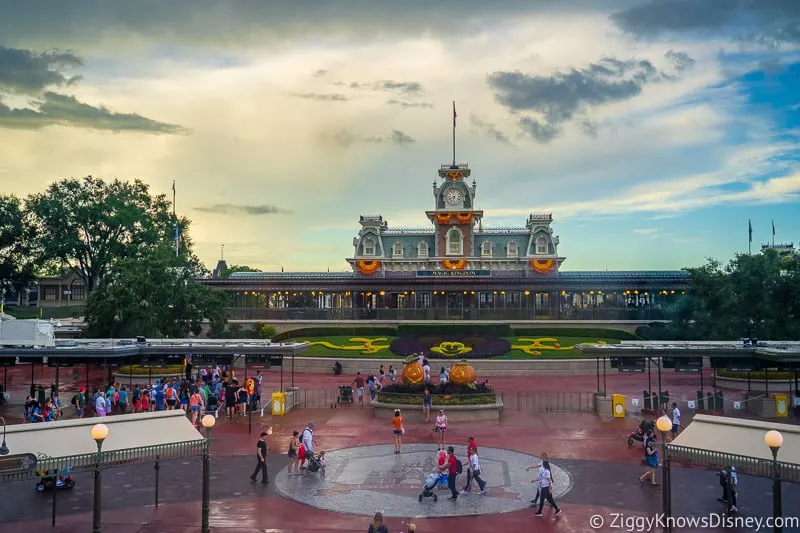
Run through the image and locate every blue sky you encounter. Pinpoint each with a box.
[0,0,798,271]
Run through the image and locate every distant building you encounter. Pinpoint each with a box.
[761,242,795,255]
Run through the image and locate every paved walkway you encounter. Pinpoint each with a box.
[0,409,798,532]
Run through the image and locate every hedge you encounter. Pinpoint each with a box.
[717,370,796,380]
[273,327,398,341]
[511,327,638,340]
[398,324,511,336]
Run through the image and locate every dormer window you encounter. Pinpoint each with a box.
[364,238,376,256]
[481,241,492,257]
[507,241,518,257]
[418,242,429,257]
[536,237,548,255]
[446,228,463,255]
[392,242,403,257]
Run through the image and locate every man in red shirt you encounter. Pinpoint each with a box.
[466,436,477,456]
[438,446,459,500]
[351,372,366,406]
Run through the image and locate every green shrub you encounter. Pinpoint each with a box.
[273,327,398,341]
[117,364,183,375]
[377,393,497,406]
[717,370,795,380]
[511,327,638,340]
[258,324,277,338]
[398,324,511,336]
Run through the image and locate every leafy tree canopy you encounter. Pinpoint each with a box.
[25,176,174,292]
[0,195,36,296]
[85,243,226,338]
[219,264,261,279]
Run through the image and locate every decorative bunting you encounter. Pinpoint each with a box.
[436,213,454,224]
[455,212,473,224]
[356,260,382,275]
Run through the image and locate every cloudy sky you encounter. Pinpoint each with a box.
[1,0,798,272]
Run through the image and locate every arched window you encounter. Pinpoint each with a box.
[363,238,376,256]
[481,241,492,257]
[447,228,463,255]
[507,241,518,257]
[393,242,403,257]
[418,242,429,257]
[536,236,548,255]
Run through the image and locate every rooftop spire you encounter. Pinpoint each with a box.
[452,101,457,167]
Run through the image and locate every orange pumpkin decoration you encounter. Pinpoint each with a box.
[402,356,424,385]
[442,259,467,270]
[530,258,555,274]
[448,360,476,385]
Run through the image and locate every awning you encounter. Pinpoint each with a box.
[669,414,800,482]
[2,410,205,461]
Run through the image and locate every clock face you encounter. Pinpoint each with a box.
[445,188,464,205]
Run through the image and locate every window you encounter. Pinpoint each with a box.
[507,241,518,257]
[418,242,429,257]
[363,238,376,256]
[447,228,463,255]
[536,237,548,255]
[70,280,85,301]
[43,286,58,301]
[481,241,492,257]
[392,242,403,257]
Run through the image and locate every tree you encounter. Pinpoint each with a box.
[85,243,227,338]
[0,195,35,298]
[219,264,261,279]
[25,177,174,293]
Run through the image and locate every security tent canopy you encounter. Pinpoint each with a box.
[0,411,207,482]
[668,414,800,483]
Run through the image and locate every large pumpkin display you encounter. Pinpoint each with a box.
[448,360,476,385]
[402,356,424,385]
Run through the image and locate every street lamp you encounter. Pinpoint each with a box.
[91,423,109,533]
[0,417,9,455]
[656,415,672,530]
[201,414,216,533]
[764,430,783,533]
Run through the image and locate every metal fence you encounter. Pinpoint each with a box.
[499,391,597,412]
[667,444,800,483]
[0,440,208,484]
[293,388,342,409]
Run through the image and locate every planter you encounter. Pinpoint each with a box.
[371,398,503,422]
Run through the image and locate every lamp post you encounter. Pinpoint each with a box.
[765,430,783,533]
[90,423,109,533]
[0,416,9,455]
[656,415,672,532]
[201,414,216,533]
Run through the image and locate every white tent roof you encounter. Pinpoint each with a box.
[672,414,800,465]
[3,410,205,459]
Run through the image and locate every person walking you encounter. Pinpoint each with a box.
[718,465,738,512]
[435,409,448,450]
[526,453,551,506]
[669,402,681,442]
[368,511,389,533]
[352,372,366,407]
[422,388,432,424]
[392,409,404,453]
[461,447,487,495]
[287,430,300,474]
[250,431,269,484]
[439,446,460,501]
[639,438,659,486]
[533,454,561,517]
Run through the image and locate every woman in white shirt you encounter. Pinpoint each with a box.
[95,392,107,417]
[434,410,448,450]
[533,457,561,517]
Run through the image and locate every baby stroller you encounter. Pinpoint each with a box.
[206,392,219,414]
[418,473,441,502]
[305,453,326,475]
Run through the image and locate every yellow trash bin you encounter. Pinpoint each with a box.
[271,392,286,416]
[774,393,788,417]
[612,394,626,418]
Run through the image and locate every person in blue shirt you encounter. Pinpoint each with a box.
[118,386,129,413]
[155,388,166,411]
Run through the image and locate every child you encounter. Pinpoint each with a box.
[318,450,327,469]
[141,390,150,412]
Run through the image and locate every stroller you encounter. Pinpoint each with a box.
[628,420,655,447]
[206,392,219,414]
[305,453,326,475]
[418,473,442,502]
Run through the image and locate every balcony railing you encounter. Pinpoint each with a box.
[225,307,667,321]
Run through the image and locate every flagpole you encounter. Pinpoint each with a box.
[748,219,752,255]
[452,101,457,167]
[173,180,179,257]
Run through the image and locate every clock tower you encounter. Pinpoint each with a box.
[426,163,483,258]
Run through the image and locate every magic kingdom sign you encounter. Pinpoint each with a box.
[416,270,491,277]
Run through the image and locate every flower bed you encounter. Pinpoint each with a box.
[376,382,496,406]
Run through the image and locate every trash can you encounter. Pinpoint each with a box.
[612,394,625,418]
[271,392,286,416]
[774,393,788,417]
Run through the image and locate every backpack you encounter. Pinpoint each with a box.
[455,459,463,475]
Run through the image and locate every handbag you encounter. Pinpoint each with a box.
[401,426,405,435]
